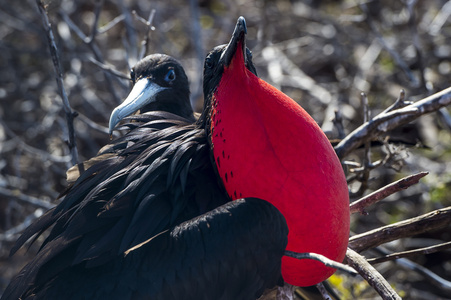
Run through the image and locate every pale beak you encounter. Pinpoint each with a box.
[109,78,168,135]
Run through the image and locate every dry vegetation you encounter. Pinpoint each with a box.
[1,0,451,299]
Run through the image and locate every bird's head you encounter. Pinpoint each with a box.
[199,17,257,128]
[109,54,192,135]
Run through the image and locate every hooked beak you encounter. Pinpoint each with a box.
[109,78,168,135]
[221,16,247,67]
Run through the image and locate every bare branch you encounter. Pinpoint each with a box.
[368,241,451,264]
[189,0,205,109]
[0,120,71,163]
[88,57,130,80]
[350,171,428,214]
[87,0,104,44]
[346,248,402,300]
[335,86,451,159]
[395,256,451,292]
[0,187,54,210]
[98,14,126,34]
[35,0,79,166]
[138,9,156,61]
[349,206,451,253]
[360,3,418,86]
[284,251,357,275]
[59,9,122,104]
[316,282,332,300]
[0,210,44,242]
[276,284,295,300]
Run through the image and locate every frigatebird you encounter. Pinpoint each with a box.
[3,16,350,299]
[200,17,349,287]
[2,41,286,300]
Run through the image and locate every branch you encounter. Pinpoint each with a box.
[284,251,357,275]
[316,282,332,300]
[59,9,122,104]
[0,187,54,210]
[367,241,451,264]
[88,57,130,80]
[138,9,156,61]
[36,0,79,166]
[346,248,402,300]
[335,86,451,159]
[276,284,295,300]
[0,210,44,242]
[373,246,451,292]
[349,206,451,253]
[350,171,428,214]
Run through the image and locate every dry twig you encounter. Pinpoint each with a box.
[350,171,428,214]
[349,206,451,253]
[284,251,357,275]
[335,86,451,159]
[367,241,451,264]
[36,0,79,166]
[346,248,402,300]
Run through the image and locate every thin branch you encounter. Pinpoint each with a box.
[189,0,205,109]
[346,248,402,300]
[374,246,451,292]
[350,171,429,214]
[367,241,451,264]
[284,251,357,275]
[355,92,371,198]
[360,3,418,86]
[276,284,295,300]
[118,0,138,61]
[382,89,411,114]
[59,9,122,104]
[349,206,451,253]
[394,256,451,292]
[98,14,126,34]
[86,0,104,44]
[0,187,54,210]
[0,210,43,242]
[138,9,156,61]
[335,86,451,159]
[0,120,71,163]
[88,57,130,80]
[316,282,332,300]
[36,0,79,166]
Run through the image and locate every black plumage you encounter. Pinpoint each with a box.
[3,42,287,299]
[11,199,287,300]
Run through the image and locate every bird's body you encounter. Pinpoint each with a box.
[3,17,350,299]
[14,197,287,300]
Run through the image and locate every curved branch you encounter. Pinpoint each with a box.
[335,86,451,159]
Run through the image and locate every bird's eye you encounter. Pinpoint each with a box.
[165,69,176,82]
[130,69,135,82]
[205,56,214,69]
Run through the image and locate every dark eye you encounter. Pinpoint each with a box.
[165,69,176,82]
[205,56,214,69]
[130,69,135,82]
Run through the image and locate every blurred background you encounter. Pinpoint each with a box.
[0,0,450,298]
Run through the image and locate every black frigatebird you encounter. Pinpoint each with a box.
[200,17,349,287]
[2,39,287,300]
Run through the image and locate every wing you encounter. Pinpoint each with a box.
[3,112,229,300]
[21,199,288,300]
